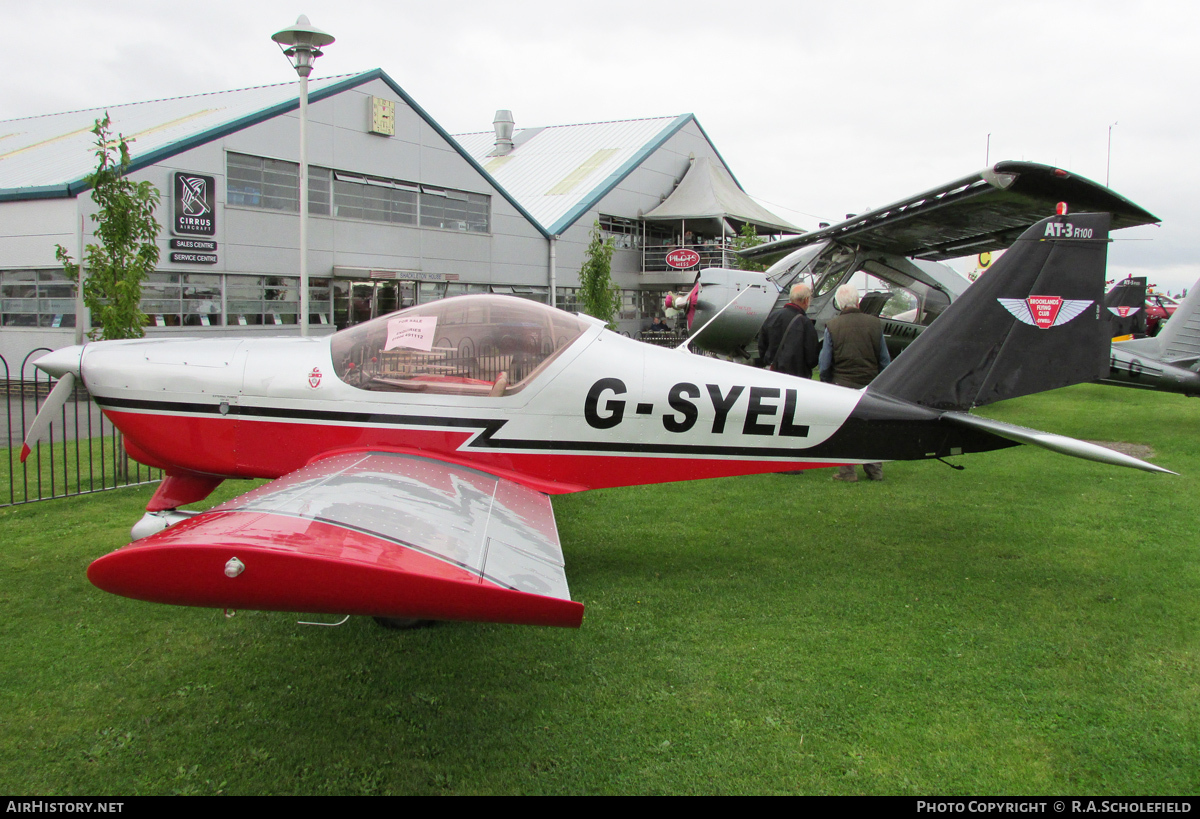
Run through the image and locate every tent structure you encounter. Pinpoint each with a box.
[642,156,801,236]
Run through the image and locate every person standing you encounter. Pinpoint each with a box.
[819,284,891,481]
[758,283,819,377]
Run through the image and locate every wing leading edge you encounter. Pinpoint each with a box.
[88,452,584,628]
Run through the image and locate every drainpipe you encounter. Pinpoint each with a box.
[74,202,85,345]
[548,235,558,307]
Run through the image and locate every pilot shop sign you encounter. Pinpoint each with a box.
[666,248,700,269]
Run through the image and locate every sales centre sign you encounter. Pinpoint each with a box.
[172,172,216,237]
[170,172,218,264]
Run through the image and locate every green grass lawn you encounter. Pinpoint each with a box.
[0,384,1197,795]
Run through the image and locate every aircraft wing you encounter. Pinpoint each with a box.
[87,452,585,628]
[742,161,1160,265]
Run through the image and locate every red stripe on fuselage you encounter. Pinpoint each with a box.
[102,408,833,491]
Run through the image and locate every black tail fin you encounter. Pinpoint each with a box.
[1104,276,1148,336]
[870,212,1112,410]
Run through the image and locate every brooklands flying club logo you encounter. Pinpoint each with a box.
[998,296,1093,329]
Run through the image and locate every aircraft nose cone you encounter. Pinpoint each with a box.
[32,345,84,379]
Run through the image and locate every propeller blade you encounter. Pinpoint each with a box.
[20,372,76,463]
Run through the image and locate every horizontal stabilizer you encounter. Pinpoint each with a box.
[942,412,1174,474]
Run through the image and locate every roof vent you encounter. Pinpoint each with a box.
[493,110,515,156]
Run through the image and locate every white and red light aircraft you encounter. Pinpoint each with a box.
[25,211,1172,630]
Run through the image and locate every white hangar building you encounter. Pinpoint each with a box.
[0,68,797,369]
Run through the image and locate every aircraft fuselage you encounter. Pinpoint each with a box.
[73,324,993,497]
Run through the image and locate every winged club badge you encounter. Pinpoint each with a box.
[998,296,1093,329]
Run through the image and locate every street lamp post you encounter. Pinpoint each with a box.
[272,15,335,337]
[1107,121,1118,188]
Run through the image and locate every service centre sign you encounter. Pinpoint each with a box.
[665,248,700,269]
[172,172,216,237]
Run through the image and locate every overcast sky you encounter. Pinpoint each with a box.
[5,0,1198,290]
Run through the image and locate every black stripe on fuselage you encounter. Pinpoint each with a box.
[93,391,1015,461]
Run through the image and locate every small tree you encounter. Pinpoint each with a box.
[56,115,161,340]
[733,222,767,272]
[578,221,621,328]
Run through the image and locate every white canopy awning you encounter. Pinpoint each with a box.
[642,156,801,234]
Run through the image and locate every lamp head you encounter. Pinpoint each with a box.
[272,15,335,77]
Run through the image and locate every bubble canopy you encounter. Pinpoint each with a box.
[330,295,592,396]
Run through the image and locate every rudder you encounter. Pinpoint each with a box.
[870,212,1112,410]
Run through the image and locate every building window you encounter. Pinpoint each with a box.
[0,269,76,328]
[141,274,330,328]
[445,283,491,299]
[555,287,664,321]
[420,187,490,233]
[310,170,331,215]
[308,277,332,325]
[619,289,640,320]
[227,153,489,232]
[419,282,448,303]
[637,289,669,320]
[226,153,329,214]
[488,285,548,303]
[0,269,335,331]
[334,172,417,224]
[141,273,226,327]
[555,287,580,314]
[600,214,643,249]
[224,275,294,326]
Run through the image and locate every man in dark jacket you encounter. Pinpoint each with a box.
[820,284,891,481]
[758,284,819,377]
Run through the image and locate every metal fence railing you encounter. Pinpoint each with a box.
[642,244,740,272]
[2,351,161,507]
[636,331,690,347]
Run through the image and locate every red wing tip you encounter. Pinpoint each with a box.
[19,444,30,463]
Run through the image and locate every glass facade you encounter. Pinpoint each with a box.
[0,270,334,330]
[333,172,418,224]
[1,269,76,327]
[226,152,329,215]
[141,272,222,327]
[419,187,490,233]
[227,152,490,233]
[555,287,659,323]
